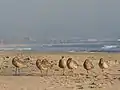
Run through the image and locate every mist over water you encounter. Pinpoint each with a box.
[0,0,120,52]
[0,0,120,41]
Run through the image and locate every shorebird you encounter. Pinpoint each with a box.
[5,56,9,59]
[24,57,30,61]
[99,58,108,73]
[2,56,10,60]
[23,57,31,63]
[12,56,28,75]
[58,56,66,75]
[83,59,94,75]
[66,58,79,75]
[1,55,10,61]
[36,59,54,76]
[98,58,114,84]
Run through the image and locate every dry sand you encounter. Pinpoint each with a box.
[0,51,119,90]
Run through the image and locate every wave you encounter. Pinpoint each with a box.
[42,43,103,48]
[0,44,120,52]
[0,48,32,51]
[101,45,118,49]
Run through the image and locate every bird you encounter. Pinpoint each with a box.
[24,57,30,61]
[83,59,94,75]
[36,59,43,75]
[58,56,67,75]
[2,56,9,60]
[23,57,31,63]
[12,56,28,75]
[98,58,108,73]
[66,58,79,75]
[5,56,9,59]
[98,58,112,83]
[36,58,54,76]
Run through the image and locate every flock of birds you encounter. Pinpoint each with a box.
[10,55,110,76]
[0,55,119,89]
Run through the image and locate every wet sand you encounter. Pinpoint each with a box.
[0,51,120,90]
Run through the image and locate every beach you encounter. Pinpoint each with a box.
[0,51,119,90]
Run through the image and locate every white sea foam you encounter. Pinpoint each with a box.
[101,45,117,49]
[0,48,32,51]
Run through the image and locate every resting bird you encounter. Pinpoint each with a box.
[83,59,94,74]
[58,56,66,75]
[12,56,27,75]
[99,58,108,72]
[36,59,54,76]
[67,58,79,75]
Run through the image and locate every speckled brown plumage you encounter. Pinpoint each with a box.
[36,58,54,76]
[12,56,27,75]
[58,56,66,75]
[99,58,108,72]
[83,59,94,74]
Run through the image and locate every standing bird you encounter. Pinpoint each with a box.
[83,59,94,75]
[58,56,66,75]
[36,59,43,76]
[67,58,79,75]
[12,56,28,75]
[36,59,53,76]
[99,58,108,73]
[98,58,112,83]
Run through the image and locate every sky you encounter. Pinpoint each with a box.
[0,0,120,41]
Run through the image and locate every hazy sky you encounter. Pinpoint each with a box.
[0,0,120,41]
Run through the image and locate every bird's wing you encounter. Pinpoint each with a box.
[88,61,94,68]
[73,60,79,66]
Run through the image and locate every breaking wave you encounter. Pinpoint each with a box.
[0,42,120,52]
[101,45,118,49]
[0,48,32,51]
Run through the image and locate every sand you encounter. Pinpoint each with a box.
[0,51,119,90]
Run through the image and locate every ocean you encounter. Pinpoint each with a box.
[0,40,120,52]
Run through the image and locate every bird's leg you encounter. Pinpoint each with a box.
[63,68,65,76]
[102,69,104,73]
[91,70,98,78]
[87,70,89,74]
[102,69,106,76]
[40,70,43,77]
[70,69,74,76]
[15,67,17,75]
[18,68,20,76]
[86,70,89,77]
[46,69,48,76]
[101,69,107,79]
[52,68,55,76]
